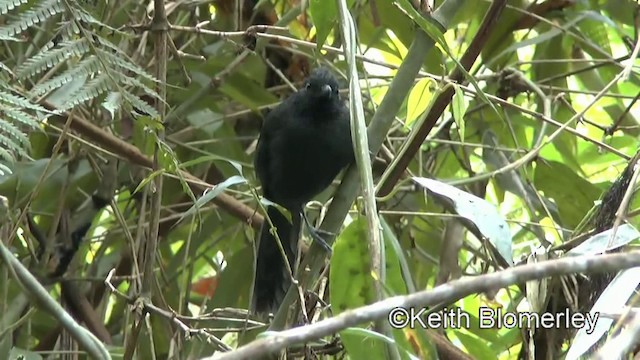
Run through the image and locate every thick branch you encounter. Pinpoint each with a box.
[210,251,640,360]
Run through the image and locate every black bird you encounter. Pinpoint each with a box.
[252,67,354,314]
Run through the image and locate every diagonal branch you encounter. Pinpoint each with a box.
[44,102,263,230]
[377,0,508,197]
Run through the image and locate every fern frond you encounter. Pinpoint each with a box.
[122,91,160,119]
[0,115,30,145]
[93,42,158,85]
[0,0,28,15]
[0,129,27,160]
[0,85,43,162]
[121,75,160,101]
[71,6,121,34]
[0,0,63,37]
[61,73,110,110]
[0,87,50,113]
[0,144,15,163]
[4,1,160,122]
[2,107,41,131]
[103,91,159,119]
[30,56,101,96]
[16,38,91,79]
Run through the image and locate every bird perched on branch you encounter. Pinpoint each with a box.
[252,67,354,314]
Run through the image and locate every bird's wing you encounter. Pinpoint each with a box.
[254,124,271,196]
[254,96,298,197]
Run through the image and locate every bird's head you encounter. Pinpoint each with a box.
[303,67,340,101]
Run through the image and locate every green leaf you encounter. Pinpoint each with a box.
[393,0,499,116]
[330,217,376,312]
[180,154,243,176]
[534,160,602,229]
[186,108,225,137]
[329,218,388,358]
[179,175,247,223]
[482,131,561,224]
[133,169,165,194]
[451,85,467,142]
[455,331,499,360]
[413,177,513,265]
[309,0,337,49]
[380,216,411,295]
[406,78,433,128]
[342,328,420,360]
[340,328,388,360]
[209,243,255,309]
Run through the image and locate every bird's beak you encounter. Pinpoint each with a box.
[321,84,332,97]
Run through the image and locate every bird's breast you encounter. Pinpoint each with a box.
[267,119,350,206]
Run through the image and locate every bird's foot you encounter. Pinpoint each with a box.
[301,212,334,253]
[307,227,334,253]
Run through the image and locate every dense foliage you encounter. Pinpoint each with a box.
[0,0,639,359]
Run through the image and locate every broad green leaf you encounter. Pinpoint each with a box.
[330,217,376,312]
[309,0,337,50]
[534,161,602,229]
[186,108,225,136]
[413,177,513,265]
[208,241,255,309]
[483,131,561,225]
[455,331,499,360]
[342,327,420,360]
[330,218,385,359]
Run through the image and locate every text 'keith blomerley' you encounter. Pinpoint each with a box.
[388,307,599,334]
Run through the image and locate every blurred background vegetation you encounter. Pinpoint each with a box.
[0,0,639,359]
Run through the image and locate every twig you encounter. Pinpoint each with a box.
[168,24,287,38]
[43,105,263,230]
[104,269,232,351]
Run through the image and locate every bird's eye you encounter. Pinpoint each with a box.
[305,83,311,90]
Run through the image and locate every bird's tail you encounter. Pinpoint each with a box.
[252,206,300,314]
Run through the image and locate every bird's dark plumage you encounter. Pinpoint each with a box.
[252,67,353,314]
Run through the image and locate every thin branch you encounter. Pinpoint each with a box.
[0,238,110,359]
[43,103,263,230]
[104,270,232,351]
